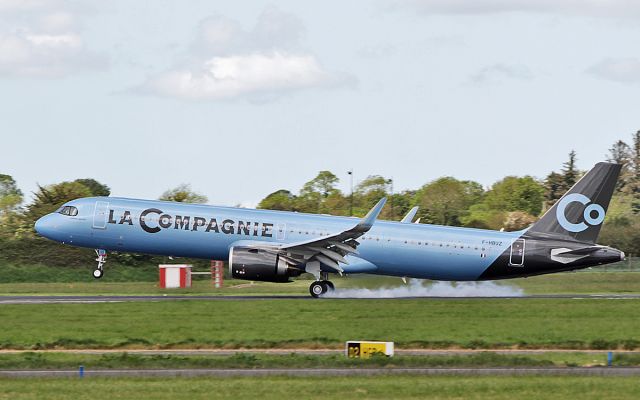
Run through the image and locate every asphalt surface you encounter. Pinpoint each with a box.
[1,294,640,304]
[2,367,640,378]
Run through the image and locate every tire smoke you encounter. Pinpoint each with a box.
[322,279,524,298]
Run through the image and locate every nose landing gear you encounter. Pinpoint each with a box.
[94,249,107,279]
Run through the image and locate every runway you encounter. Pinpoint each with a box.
[1,294,640,304]
[2,367,640,378]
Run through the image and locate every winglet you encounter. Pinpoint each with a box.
[401,206,419,223]
[352,197,387,233]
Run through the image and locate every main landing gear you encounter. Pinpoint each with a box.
[93,249,107,279]
[309,272,335,298]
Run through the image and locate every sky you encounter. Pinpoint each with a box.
[1,0,639,207]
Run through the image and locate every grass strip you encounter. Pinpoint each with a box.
[0,376,639,400]
[0,299,638,350]
[0,352,562,369]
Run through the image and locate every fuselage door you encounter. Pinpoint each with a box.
[509,238,525,267]
[276,223,286,241]
[92,201,109,229]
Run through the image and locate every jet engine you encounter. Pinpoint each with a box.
[229,246,301,282]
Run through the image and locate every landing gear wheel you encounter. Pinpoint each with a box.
[310,281,327,298]
[324,281,335,291]
[93,249,107,280]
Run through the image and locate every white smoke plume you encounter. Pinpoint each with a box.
[322,279,524,298]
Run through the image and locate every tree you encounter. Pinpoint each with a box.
[415,177,484,226]
[297,171,341,214]
[562,150,579,189]
[0,174,24,239]
[258,190,297,211]
[483,176,545,216]
[256,172,348,215]
[632,130,640,187]
[159,184,208,203]
[463,176,544,230]
[321,191,349,216]
[543,151,583,210]
[74,179,110,197]
[463,203,506,230]
[543,171,565,209]
[629,131,640,214]
[300,171,339,198]
[388,191,414,221]
[503,211,538,231]
[608,140,632,165]
[607,140,632,193]
[354,175,389,215]
[0,174,23,212]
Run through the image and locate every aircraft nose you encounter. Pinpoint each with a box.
[35,214,56,239]
[620,251,626,261]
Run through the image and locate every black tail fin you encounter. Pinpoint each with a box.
[528,162,621,244]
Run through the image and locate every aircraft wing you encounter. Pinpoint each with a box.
[279,197,387,273]
[272,197,387,274]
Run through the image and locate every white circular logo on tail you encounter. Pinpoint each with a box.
[556,193,605,233]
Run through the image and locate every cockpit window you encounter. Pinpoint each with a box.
[58,206,78,216]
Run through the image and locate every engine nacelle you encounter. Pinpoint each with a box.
[229,246,301,283]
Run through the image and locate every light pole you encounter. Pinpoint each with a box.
[387,178,394,220]
[348,170,353,216]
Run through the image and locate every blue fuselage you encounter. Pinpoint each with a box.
[35,196,622,281]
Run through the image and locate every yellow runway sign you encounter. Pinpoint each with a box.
[346,341,394,358]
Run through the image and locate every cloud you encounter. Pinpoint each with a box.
[138,6,353,102]
[142,52,352,101]
[193,6,305,55]
[0,0,57,13]
[393,0,640,18]
[468,63,533,85]
[0,1,107,78]
[588,58,640,83]
[0,32,105,77]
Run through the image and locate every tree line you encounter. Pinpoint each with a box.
[1,130,639,267]
[258,151,577,231]
[255,131,640,255]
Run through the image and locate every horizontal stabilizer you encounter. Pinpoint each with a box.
[553,246,602,256]
[550,246,603,264]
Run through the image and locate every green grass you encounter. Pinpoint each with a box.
[0,376,638,400]
[0,262,160,283]
[510,271,640,294]
[0,351,636,369]
[0,299,638,350]
[0,352,559,369]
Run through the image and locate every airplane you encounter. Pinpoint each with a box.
[35,162,624,297]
